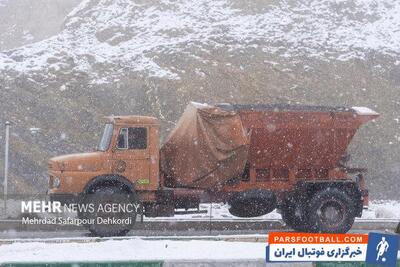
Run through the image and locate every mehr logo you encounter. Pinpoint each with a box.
[366,232,399,266]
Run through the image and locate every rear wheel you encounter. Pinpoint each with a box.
[307,188,355,233]
[78,185,138,237]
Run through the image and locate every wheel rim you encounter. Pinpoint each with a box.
[317,200,345,227]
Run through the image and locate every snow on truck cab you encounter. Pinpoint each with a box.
[48,102,379,236]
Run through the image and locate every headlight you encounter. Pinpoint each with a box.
[53,177,61,188]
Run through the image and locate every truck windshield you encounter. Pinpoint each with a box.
[98,123,113,151]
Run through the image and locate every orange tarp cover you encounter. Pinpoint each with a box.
[160,102,249,189]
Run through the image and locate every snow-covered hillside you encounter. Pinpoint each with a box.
[0,0,80,51]
[1,0,400,82]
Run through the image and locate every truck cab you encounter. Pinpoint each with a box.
[48,116,161,204]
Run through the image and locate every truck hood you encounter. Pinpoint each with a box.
[48,152,105,172]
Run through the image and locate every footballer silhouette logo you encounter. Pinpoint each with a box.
[366,232,399,266]
[376,236,389,262]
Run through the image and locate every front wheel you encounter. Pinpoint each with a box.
[307,188,356,233]
[78,186,138,237]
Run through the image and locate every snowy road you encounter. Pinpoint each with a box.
[0,219,396,240]
[0,231,398,263]
[0,201,397,239]
[0,237,268,263]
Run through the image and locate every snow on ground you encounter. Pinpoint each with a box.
[0,0,400,81]
[0,200,397,262]
[0,238,266,262]
[151,200,400,221]
[362,200,400,219]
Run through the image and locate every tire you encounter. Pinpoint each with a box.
[228,189,276,217]
[78,185,138,237]
[307,188,355,233]
[281,198,309,232]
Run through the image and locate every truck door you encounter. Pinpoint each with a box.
[113,126,150,188]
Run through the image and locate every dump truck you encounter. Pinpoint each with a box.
[48,102,379,236]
